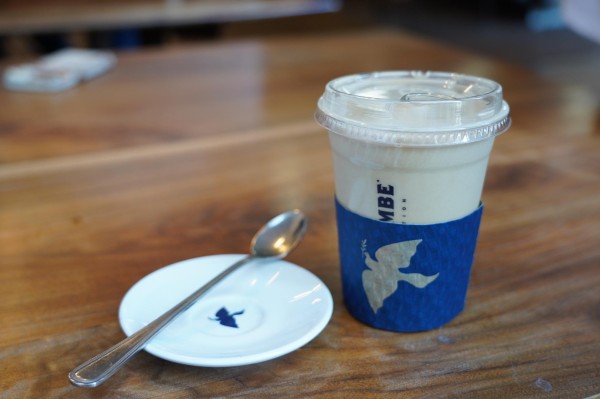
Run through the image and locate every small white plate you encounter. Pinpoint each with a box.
[119,255,333,367]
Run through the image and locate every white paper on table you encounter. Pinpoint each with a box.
[3,48,117,93]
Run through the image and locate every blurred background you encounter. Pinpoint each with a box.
[1,0,599,98]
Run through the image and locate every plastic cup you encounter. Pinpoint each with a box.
[316,71,510,332]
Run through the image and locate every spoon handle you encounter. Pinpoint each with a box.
[69,255,255,388]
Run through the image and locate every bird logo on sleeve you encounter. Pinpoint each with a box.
[362,239,439,314]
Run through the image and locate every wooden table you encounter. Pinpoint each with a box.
[1,30,599,398]
[0,0,341,35]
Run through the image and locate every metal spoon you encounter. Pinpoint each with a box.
[69,209,307,388]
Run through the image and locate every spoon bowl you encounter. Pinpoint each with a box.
[252,210,307,258]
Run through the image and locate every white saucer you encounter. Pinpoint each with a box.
[119,254,333,367]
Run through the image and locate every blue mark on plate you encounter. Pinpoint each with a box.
[209,307,245,328]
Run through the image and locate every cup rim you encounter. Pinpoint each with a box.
[316,70,511,147]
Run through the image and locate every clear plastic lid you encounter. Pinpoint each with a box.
[316,71,511,146]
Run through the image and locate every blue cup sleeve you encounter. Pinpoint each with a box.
[335,198,484,332]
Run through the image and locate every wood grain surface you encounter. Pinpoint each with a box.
[0,30,599,398]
